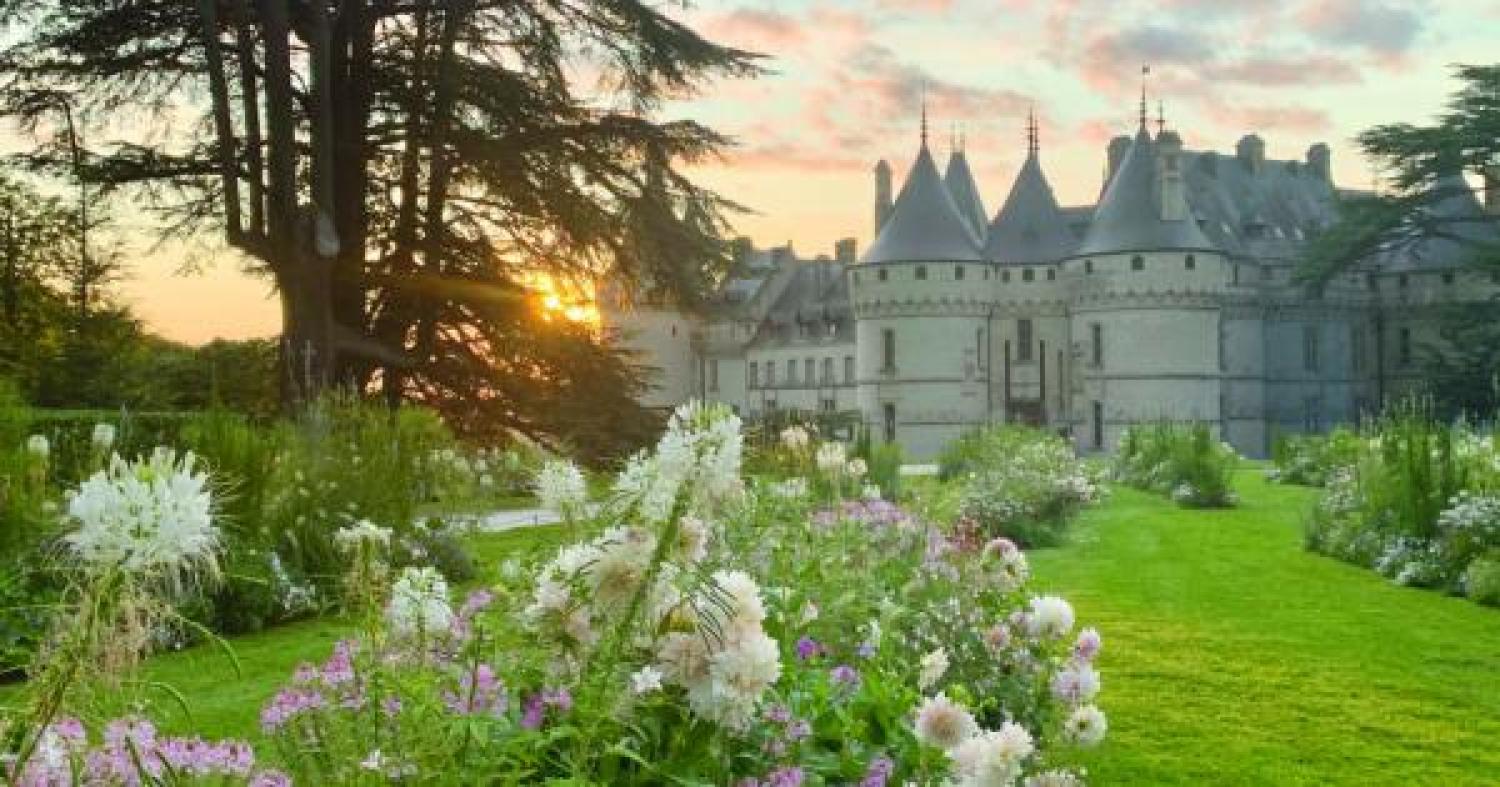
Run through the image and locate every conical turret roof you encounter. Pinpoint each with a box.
[1076,128,1215,256]
[862,145,984,264]
[984,151,1077,264]
[944,149,988,242]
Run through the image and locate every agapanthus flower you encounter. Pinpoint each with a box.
[63,448,218,582]
[1063,704,1107,747]
[1051,661,1101,705]
[535,459,588,519]
[912,693,977,751]
[386,567,454,639]
[1026,596,1075,639]
[1074,628,1102,662]
[950,722,1034,786]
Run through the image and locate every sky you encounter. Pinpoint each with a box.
[101,0,1500,343]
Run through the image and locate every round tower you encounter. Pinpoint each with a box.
[849,135,991,459]
[1065,124,1228,453]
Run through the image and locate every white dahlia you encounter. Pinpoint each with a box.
[912,693,978,751]
[1063,704,1108,747]
[951,722,1035,787]
[1026,596,1075,639]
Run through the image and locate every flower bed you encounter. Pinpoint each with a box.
[1265,428,1362,487]
[1112,422,1237,508]
[1306,406,1500,605]
[944,427,1104,547]
[6,402,1109,785]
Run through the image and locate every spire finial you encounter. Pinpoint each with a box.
[920,81,929,147]
[950,122,958,154]
[1156,100,1166,135]
[1139,64,1151,130]
[959,123,967,154]
[1027,105,1039,156]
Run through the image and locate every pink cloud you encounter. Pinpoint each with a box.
[699,8,806,51]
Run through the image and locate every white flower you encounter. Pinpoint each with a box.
[586,527,656,610]
[1063,704,1107,747]
[26,434,49,459]
[387,567,454,639]
[816,442,847,474]
[845,458,868,479]
[91,423,116,452]
[918,647,950,690]
[913,693,977,751]
[1026,596,1074,639]
[334,519,393,553]
[535,459,588,519]
[675,516,711,564]
[861,483,883,501]
[702,628,781,725]
[799,600,819,625]
[63,448,218,582]
[1051,661,1101,705]
[657,631,713,687]
[711,569,766,628]
[630,665,664,695]
[1024,770,1085,787]
[951,722,1035,787]
[780,425,810,450]
[772,477,809,499]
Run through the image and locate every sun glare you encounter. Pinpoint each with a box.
[525,274,600,326]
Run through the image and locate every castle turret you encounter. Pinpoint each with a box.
[1156,129,1187,221]
[943,144,988,243]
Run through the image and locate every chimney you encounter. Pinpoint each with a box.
[1485,165,1500,215]
[874,160,893,234]
[834,237,857,264]
[1237,134,1266,175]
[1156,130,1187,221]
[1105,135,1131,186]
[1307,143,1331,181]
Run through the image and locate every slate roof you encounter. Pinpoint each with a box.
[1372,172,1500,270]
[944,150,989,242]
[984,150,1078,265]
[1075,128,1216,256]
[862,145,984,264]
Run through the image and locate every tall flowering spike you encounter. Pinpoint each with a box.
[63,448,219,585]
[535,459,588,518]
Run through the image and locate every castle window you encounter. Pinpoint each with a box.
[1303,325,1320,372]
[1002,270,1011,283]
[882,328,896,372]
[853,272,860,284]
[1092,401,1104,449]
[1047,268,1056,281]
[1367,274,1378,291]
[1131,255,1145,271]
[956,265,965,280]
[766,363,775,386]
[1185,254,1196,270]
[822,357,833,384]
[1090,323,1103,368]
[709,360,720,392]
[976,327,986,369]
[750,362,759,388]
[1023,268,1035,282]
[916,265,927,280]
[878,268,888,282]
[1085,259,1094,274]
[1017,319,1034,362]
[844,356,854,383]
[1398,273,1409,289]
[805,358,815,385]
[786,359,797,384]
[820,397,836,413]
[671,324,678,337]
[983,268,991,280]
[1399,327,1412,366]
[1442,271,1455,285]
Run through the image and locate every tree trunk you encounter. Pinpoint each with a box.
[196,0,242,239]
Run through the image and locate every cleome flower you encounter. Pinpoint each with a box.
[535,458,589,519]
[63,448,219,582]
[386,567,455,639]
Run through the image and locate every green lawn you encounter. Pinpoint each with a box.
[1030,469,1500,785]
[7,474,1499,784]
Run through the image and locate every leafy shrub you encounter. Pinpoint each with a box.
[1113,421,1238,508]
[1463,552,1500,606]
[951,426,1102,547]
[1268,428,1362,486]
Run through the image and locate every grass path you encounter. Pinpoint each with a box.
[1029,470,1500,785]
